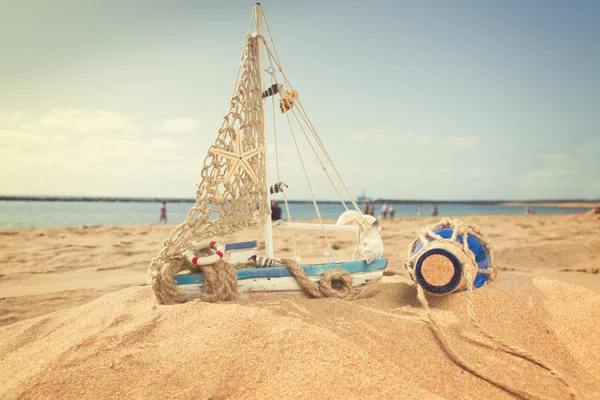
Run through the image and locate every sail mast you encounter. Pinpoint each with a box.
[256,3,274,258]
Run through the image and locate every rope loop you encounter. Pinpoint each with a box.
[402,218,577,400]
[318,269,354,298]
[324,251,336,263]
[278,258,379,300]
[151,257,238,305]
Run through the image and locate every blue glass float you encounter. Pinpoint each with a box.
[410,227,492,295]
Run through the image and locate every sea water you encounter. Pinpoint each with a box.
[0,200,590,229]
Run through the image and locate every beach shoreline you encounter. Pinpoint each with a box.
[3,195,599,208]
[499,201,600,209]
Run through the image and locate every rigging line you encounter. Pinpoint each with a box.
[258,38,349,211]
[283,110,335,259]
[287,101,349,211]
[287,83,362,213]
[258,22,362,214]
[262,51,340,256]
[264,66,333,257]
[256,19,331,163]
[262,46,349,209]
[266,54,299,258]
[261,10,284,75]
[256,33,362,214]
[294,99,363,213]
[263,46,336,247]
[230,8,257,99]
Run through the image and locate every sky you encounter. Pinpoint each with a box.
[1,0,599,201]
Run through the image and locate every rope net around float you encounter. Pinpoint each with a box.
[149,12,376,305]
[404,218,577,400]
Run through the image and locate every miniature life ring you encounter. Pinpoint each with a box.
[184,240,225,266]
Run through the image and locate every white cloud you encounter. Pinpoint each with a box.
[0,111,28,128]
[0,129,72,150]
[523,168,579,181]
[466,169,485,179]
[47,134,72,148]
[20,108,140,138]
[0,129,38,148]
[399,133,433,146]
[431,167,452,176]
[148,138,181,152]
[350,126,432,146]
[0,109,200,195]
[352,126,394,143]
[394,167,414,175]
[156,118,200,134]
[540,153,569,162]
[351,133,389,143]
[444,136,480,147]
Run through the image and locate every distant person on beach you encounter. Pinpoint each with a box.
[389,204,395,218]
[417,204,422,216]
[431,204,438,217]
[380,202,388,219]
[159,201,167,224]
[525,207,530,215]
[586,207,600,215]
[363,202,369,215]
[271,201,282,221]
[368,202,375,216]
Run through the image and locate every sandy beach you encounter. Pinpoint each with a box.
[499,201,600,209]
[1,213,599,398]
[2,214,599,325]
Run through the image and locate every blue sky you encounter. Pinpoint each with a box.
[1,0,598,200]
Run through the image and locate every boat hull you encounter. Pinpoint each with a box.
[174,258,388,299]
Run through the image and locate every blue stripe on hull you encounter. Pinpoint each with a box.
[173,258,388,285]
[225,241,258,250]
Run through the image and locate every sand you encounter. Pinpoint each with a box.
[499,201,600,209]
[1,214,600,398]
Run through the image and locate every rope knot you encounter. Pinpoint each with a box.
[152,257,238,305]
[318,269,355,298]
[279,259,379,300]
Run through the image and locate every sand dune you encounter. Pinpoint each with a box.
[1,214,599,398]
[1,275,599,399]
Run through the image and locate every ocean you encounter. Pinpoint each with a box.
[0,200,590,229]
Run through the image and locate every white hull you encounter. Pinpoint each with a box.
[177,270,384,299]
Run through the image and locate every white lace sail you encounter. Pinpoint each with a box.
[148,35,269,280]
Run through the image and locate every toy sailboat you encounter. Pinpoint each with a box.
[149,4,387,303]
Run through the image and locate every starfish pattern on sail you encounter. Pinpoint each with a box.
[209,127,265,183]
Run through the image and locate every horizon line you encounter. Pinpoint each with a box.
[1,195,599,205]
